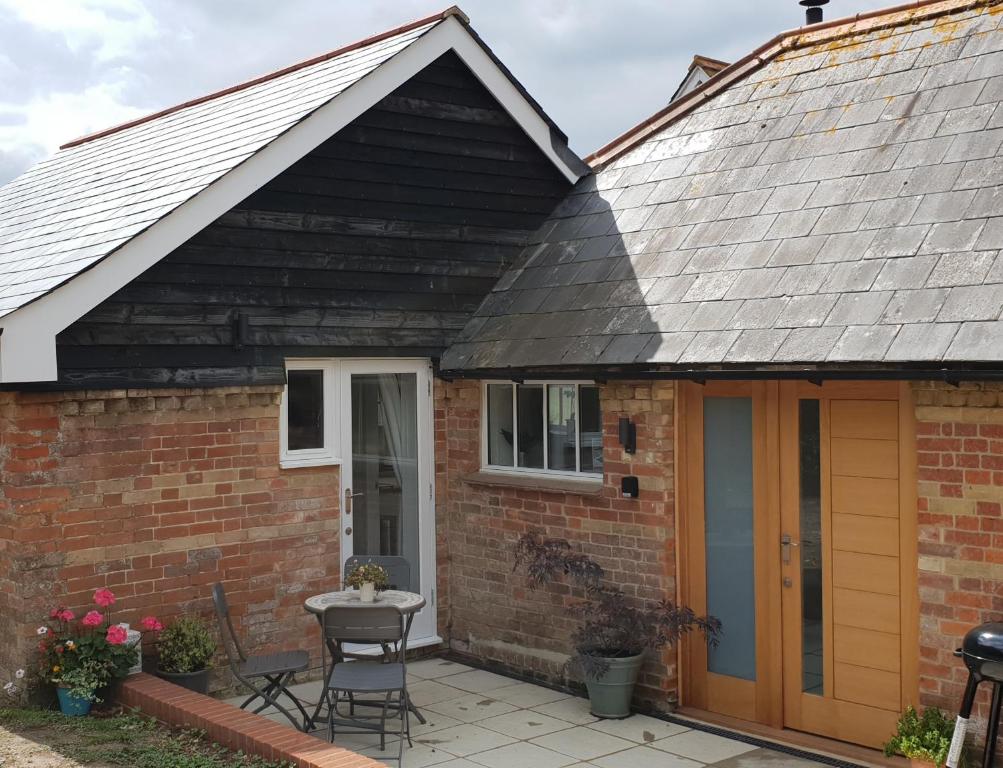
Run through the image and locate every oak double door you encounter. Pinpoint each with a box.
[679,381,918,749]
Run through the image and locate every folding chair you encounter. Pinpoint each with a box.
[212,582,311,731]
[323,605,411,763]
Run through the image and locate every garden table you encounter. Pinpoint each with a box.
[303,589,427,731]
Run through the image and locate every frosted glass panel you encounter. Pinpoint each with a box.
[799,399,823,695]
[704,397,756,681]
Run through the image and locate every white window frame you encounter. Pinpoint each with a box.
[280,359,341,468]
[480,380,602,478]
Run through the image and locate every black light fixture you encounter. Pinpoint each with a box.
[618,416,636,454]
[621,476,639,499]
[799,0,829,24]
[232,312,249,351]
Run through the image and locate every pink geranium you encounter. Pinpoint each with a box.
[55,608,74,622]
[139,616,163,632]
[81,610,104,627]
[105,625,128,645]
[93,588,116,608]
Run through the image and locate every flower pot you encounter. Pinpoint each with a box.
[360,582,376,603]
[57,686,92,716]
[909,759,939,768]
[583,653,645,719]
[156,667,210,694]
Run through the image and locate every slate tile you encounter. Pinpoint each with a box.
[975,218,1003,250]
[911,189,978,224]
[604,306,654,335]
[645,275,697,304]
[943,126,1003,161]
[892,135,956,171]
[968,185,1003,218]
[599,333,656,364]
[650,303,698,333]
[720,214,778,245]
[864,224,930,259]
[804,177,862,209]
[919,220,987,254]
[937,285,1003,321]
[768,236,827,266]
[730,240,782,269]
[955,155,1003,190]
[561,335,615,365]
[944,320,1003,359]
[761,183,817,214]
[724,268,787,300]
[986,252,1003,284]
[778,264,831,295]
[814,231,877,263]
[860,196,923,230]
[927,251,997,287]
[885,322,960,360]
[678,330,742,363]
[681,271,740,302]
[642,332,698,363]
[825,291,894,325]
[682,301,744,331]
[873,254,938,290]
[766,209,824,240]
[855,169,912,201]
[812,202,873,235]
[773,326,845,361]
[643,226,695,254]
[605,279,655,308]
[725,329,791,362]
[821,260,884,292]
[728,298,790,330]
[828,324,900,361]
[928,79,988,113]
[776,294,839,328]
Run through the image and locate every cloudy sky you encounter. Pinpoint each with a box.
[0,0,898,184]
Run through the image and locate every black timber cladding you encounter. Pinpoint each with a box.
[53,52,572,388]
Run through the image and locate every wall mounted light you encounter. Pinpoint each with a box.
[621,476,639,498]
[618,416,636,454]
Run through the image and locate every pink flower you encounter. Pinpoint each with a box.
[81,610,103,627]
[105,625,128,645]
[139,616,163,632]
[55,608,74,623]
[93,588,116,608]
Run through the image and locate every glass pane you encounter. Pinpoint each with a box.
[548,385,577,471]
[579,386,603,474]
[486,384,515,466]
[287,370,324,451]
[350,373,419,593]
[799,399,823,696]
[516,385,544,469]
[703,397,756,681]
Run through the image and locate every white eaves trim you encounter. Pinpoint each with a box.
[0,15,585,383]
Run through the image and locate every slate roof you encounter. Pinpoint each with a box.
[441,0,1003,372]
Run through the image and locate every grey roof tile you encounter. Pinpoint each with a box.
[448,4,1003,370]
[828,325,900,361]
[885,322,959,360]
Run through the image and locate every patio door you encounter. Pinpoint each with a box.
[680,381,917,749]
[340,359,437,645]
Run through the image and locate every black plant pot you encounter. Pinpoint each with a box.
[156,667,210,694]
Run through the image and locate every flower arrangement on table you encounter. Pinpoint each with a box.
[345,562,390,603]
[36,588,163,712]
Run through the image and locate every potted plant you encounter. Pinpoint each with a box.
[156,616,217,694]
[514,532,720,719]
[884,706,965,768]
[345,561,390,603]
[37,589,162,716]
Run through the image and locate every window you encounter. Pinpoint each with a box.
[483,382,602,475]
[280,360,340,467]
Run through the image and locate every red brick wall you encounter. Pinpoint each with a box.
[914,382,1003,730]
[441,380,679,709]
[0,386,340,687]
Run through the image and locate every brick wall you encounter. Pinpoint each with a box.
[441,380,679,709]
[0,386,340,686]
[914,381,1003,728]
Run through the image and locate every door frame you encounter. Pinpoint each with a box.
[676,379,919,746]
[338,358,438,646]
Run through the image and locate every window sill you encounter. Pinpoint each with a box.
[279,456,342,470]
[462,470,604,496]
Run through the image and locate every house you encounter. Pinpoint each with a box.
[670,55,731,103]
[1,0,1002,757]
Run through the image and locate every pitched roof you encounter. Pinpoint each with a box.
[441,0,1003,374]
[0,6,585,382]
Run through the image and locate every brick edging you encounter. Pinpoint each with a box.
[117,673,382,768]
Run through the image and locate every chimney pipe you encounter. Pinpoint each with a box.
[799,0,830,24]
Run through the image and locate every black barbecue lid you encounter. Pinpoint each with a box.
[963,622,1003,661]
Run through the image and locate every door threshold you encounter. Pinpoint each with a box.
[674,707,909,768]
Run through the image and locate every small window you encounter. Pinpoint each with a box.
[281,360,339,467]
[483,382,603,475]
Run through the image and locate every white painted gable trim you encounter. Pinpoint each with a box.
[0,15,584,383]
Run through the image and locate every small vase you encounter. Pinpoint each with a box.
[360,582,376,603]
[57,686,93,717]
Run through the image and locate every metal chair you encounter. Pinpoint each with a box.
[343,555,411,592]
[323,605,411,763]
[211,583,311,731]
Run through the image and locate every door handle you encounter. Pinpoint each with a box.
[344,487,363,515]
[781,533,799,565]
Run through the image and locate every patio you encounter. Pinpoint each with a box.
[224,657,825,768]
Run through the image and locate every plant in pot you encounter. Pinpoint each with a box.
[884,706,967,768]
[514,532,720,719]
[345,561,390,603]
[37,589,161,716]
[156,616,217,694]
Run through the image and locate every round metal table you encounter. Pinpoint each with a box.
[303,589,427,731]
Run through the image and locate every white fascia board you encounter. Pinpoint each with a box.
[0,16,582,383]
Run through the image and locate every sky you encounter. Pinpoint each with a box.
[0,0,900,184]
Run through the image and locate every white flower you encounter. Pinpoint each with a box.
[14,669,24,679]
[2,682,15,694]
[36,626,48,636]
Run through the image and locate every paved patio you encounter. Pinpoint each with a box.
[225,658,824,768]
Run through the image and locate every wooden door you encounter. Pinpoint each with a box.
[680,381,918,749]
[778,382,918,748]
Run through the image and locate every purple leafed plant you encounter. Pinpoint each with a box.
[514,532,721,679]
